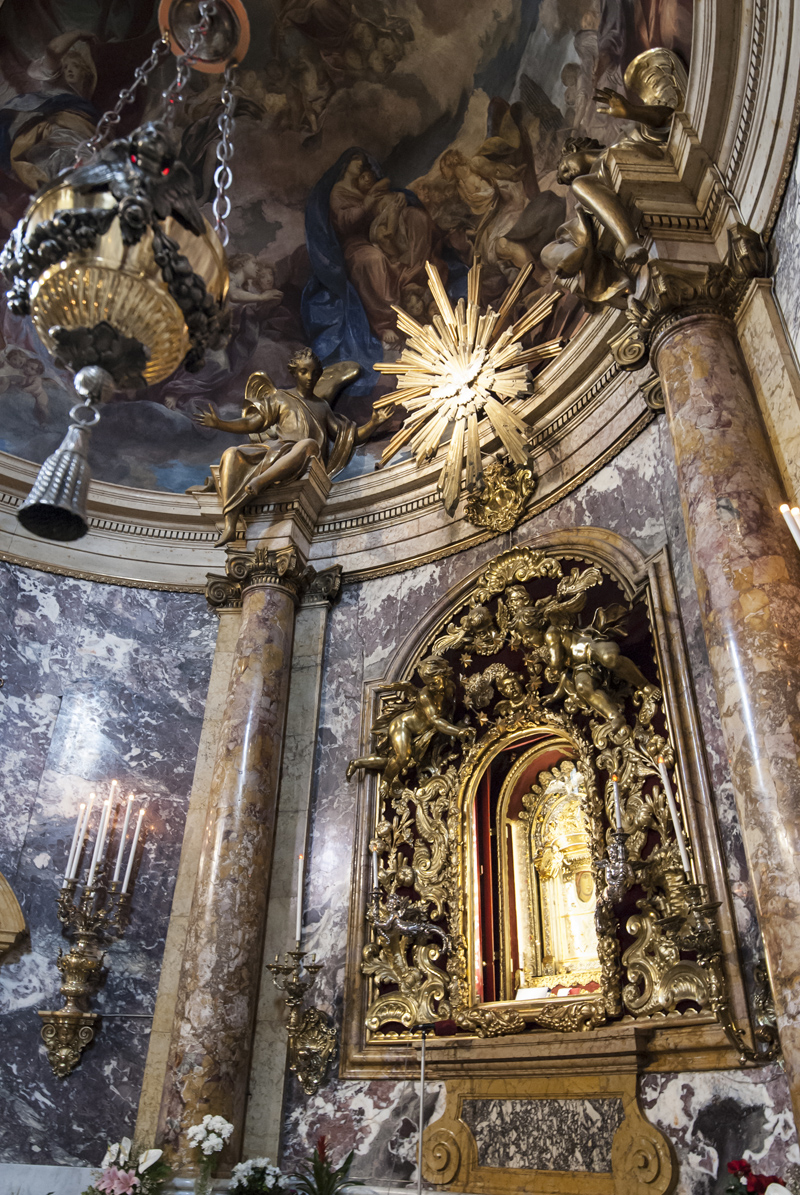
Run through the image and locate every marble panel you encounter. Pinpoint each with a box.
[0,1162,96,1194]
[0,561,217,1166]
[281,1077,445,1182]
[460,1097,624,1172]
[278,415,775,1174]
[772,133,800,366]
[640,1067,800,1195]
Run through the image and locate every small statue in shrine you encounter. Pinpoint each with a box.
[541,47,687,309]
[193,347,391,545]
[347,656,473,788]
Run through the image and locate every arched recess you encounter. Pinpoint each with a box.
[0,871,26,960]
[341,527,760,1079]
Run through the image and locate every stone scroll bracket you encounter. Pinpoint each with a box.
[422,1071,676,1195]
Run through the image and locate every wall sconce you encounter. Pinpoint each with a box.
[39,784,147,1077]
[266,856,336,1096]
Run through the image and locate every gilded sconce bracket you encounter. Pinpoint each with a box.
[267,948,336,1096]
[38,878,131,1078]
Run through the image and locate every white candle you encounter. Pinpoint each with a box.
[791,507,800,540]
[121,808,146,895]
[295,853,305,944]
[780,504,800,551]
[63,803,85,887]
[70,793,95,879]
[658,756,692,876]
[372,848,379,889]
[612,774,623,830]
[87,799,110,888]
[113,794,135,883]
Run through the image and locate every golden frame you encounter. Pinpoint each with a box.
[340,528,750,1079]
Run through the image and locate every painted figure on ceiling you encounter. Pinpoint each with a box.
[0,30,98,193]
[302,147,460,385]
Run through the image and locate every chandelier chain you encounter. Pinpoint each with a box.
[162,1,218,121]
[212,63,237,247]
[75,34,170,163]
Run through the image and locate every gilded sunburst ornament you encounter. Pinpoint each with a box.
[373,259,564,514]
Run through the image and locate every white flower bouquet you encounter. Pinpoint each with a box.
[185,1115,234,1194]
[230,1157,294,1194]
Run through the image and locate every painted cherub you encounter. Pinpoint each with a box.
[347,656,473,788]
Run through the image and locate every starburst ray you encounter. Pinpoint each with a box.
[374,260,566,513]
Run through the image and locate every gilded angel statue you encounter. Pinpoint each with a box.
[541,48,688,310]
[347,656,473,788]
[192,347,391,545]
[536,568,660,733]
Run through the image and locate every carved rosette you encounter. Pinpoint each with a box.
[353,544,735,1044]
[205,552,342,611]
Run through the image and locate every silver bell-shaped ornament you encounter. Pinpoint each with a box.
[16,366,112,542]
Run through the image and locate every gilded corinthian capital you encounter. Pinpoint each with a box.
[609,224,769,369]
[205,546,319,609]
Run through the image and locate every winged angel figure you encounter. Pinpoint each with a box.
[195,348,390,544]
[347,657,473,788]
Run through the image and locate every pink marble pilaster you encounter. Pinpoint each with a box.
[654,312,800,1123]
[156,554,305,1168]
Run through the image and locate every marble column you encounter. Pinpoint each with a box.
[652,310,800,1123]
[155,546,309,1168]
[243,569,341,1159]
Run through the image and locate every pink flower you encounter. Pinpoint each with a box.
[96,1166,141,1195]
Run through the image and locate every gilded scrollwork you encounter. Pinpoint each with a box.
[353,544,730,1042]
[453,1007,526,1037]
[463,456,537,534]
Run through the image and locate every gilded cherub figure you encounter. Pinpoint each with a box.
[347,656,473,788]
[431,601,504,657]
[536,568,660,734]
[193,347,391,545]
[541,48,687,310]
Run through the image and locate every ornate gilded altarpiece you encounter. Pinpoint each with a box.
[342,531,775,1193]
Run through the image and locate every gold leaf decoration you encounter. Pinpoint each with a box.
[374,259,563,515]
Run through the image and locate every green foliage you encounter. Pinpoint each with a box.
[290,1137,363,1195]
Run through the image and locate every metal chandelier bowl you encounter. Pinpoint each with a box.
[21,186,228,386]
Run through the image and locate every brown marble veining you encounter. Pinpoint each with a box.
[654,312,800,1123]
[155,577,298,1168]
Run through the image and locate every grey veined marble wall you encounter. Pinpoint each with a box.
[0,562,217,1166]
[279,415,800,1195]
[771,135,800,365]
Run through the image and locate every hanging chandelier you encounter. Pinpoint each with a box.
[1,0,250,542]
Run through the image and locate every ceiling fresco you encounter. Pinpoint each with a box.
[0,0,692,493]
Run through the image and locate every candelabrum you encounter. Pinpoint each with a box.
[267,946,336,1096]
[658,872,782,1066]
[596,829,634,905]
[38,878,131,1078]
